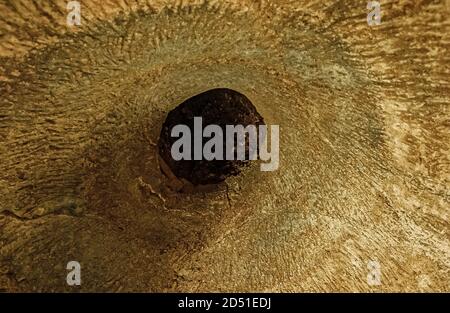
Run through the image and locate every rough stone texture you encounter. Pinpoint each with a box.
[0,0,448,292]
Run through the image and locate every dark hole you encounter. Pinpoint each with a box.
[158,88,265,186]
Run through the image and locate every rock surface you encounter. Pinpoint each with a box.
[0,0,448,291]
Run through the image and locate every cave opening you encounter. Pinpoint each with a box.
[158,88,265,186]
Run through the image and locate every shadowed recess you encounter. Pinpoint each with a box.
[158,88,265,185]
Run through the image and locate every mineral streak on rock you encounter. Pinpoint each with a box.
[0,0,449,292]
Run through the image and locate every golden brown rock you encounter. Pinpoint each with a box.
[0,0,449,292]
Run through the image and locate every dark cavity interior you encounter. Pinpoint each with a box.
[158,88,265,186]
